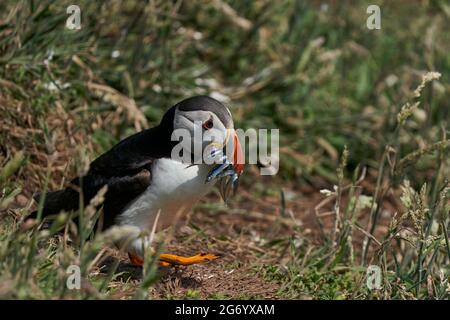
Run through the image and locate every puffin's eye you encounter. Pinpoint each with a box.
[202,118,213,130]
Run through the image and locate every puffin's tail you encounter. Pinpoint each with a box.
[28,188,79,220]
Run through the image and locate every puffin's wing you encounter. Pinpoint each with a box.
[32,165,152,225]
[87,128,157,177]
[102,167,151,228]
[35,164,151,217]
[32,128,162,224]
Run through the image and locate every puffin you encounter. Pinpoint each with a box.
[31,96,244,267]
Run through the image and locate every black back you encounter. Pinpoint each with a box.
[31,96,228,230]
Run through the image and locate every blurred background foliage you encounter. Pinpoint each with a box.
[1,0,448,186]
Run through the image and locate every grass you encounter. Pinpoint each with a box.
[0,0,449,299]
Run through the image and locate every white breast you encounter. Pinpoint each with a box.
[118,158,215,232]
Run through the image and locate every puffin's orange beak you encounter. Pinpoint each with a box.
[231,129,244,175]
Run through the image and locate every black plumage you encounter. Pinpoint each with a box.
[30,98,182,229]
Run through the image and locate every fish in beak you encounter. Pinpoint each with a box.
[206,129,244,202]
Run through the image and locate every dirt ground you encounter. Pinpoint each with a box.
[87,176,395,299]
[6,168,397,299]
[88,182,321,299]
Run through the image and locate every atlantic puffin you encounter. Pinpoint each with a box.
[31,96,244,267]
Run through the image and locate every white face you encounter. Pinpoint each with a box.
[172,107,231,164]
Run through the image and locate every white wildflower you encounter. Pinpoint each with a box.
[111,50,120,58]
[210,91,230,103]
[320,188,335,197]
[152,84,162,93]
[43,80,71,92]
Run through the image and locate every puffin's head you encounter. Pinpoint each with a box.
[170,96,243,174]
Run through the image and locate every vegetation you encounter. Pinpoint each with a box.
[0,0,449,299]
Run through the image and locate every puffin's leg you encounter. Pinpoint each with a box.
[128,252,219,267]
[128,253,171,267]
[127,236,173,267]
[127,236,219,266]
[129,253,144,266]
[159,253,220,266]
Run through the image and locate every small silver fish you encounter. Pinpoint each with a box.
[206,158,240,203]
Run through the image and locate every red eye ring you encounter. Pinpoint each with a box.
[202,118,213,130]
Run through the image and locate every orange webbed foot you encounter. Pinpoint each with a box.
[128,252,220,267]
[159,252,220,266]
